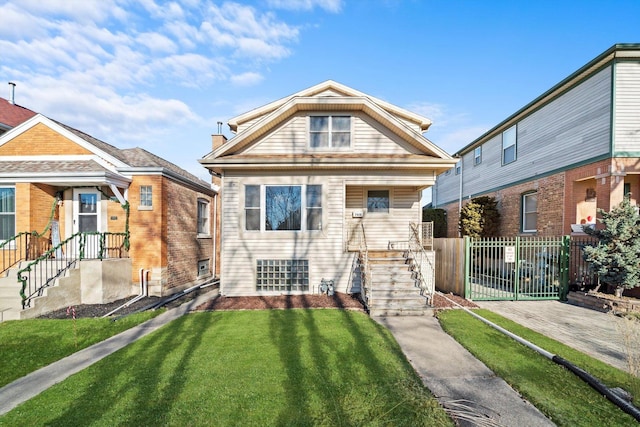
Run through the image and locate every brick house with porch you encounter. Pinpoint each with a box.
[0,100,218,320]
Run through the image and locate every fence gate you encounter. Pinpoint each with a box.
[465,236,569,301]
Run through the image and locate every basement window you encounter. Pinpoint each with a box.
[198,259,210,277]
[256,259,309,292]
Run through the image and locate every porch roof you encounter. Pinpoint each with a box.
[0,159,131,187]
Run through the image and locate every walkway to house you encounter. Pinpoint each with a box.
[374,314,555,426]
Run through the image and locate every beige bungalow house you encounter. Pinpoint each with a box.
[200,80,456,312]
[0,102,218,320]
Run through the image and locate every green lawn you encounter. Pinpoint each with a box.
[438,309,639,426]
[0,310,453,426]
[0,311,162,388]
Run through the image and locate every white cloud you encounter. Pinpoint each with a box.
[136,32,178,53]
[230,72,264,86]
[14,0,126,23]
[267,0,343,13]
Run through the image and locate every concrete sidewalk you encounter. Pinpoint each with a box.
[0,289,219,416]
[374,314,554,426]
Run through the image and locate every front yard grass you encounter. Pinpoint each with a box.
[438,308,639,426]
[0,310,453,426]
[0,311,162,388]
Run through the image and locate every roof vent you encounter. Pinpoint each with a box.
[217,121,223,134]
[8,82,15,104]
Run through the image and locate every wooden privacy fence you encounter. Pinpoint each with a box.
[434,235,596,301]
[433,238,465,296]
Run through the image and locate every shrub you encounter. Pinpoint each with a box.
[422,208,447,237]
[459,196,500,237]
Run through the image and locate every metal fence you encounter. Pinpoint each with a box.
[568,236,599,291]
[465,236,569,301]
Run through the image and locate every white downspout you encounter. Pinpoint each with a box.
[101,268,148,317]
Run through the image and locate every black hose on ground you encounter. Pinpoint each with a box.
[437,292,640,422]
[112,279,220,321]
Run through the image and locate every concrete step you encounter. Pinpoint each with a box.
[369,306,433,317]
[370,297,428,309]
[0,287,21,298]
[371,287,422,299]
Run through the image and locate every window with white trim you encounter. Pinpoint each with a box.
[367,190,389,213]
[502,125,517,165]
[474,146,482,165]
[309,115,351,148]
[140,185,152,208]
[0,187,15,241]
[522,192,537,233]
[245,184,322,231]
[455,161,461,175]
[197,199,210,235]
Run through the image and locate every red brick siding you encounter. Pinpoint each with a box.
[165,178,214,292]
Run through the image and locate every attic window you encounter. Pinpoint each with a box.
[309,116,351,148]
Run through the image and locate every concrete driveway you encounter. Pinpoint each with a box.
[476,300,634,372]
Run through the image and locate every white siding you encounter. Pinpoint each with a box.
[220,171,422,296]
[247,111,421,155]
[435,66,612,205]
[614,61,640,153]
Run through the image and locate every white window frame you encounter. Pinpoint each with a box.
[522,192,537,233]
[502,125,517,165]
[197,198,210,236]
[474,146,482,165]
[455,161,461,175]
[309,115,351,149]
[139,185,152,210]
[367,189,390,214]
[0,186,16,242]
[244,184,323,232]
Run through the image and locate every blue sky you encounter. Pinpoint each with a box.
[1,0,639,196]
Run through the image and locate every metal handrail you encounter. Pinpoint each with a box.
[408,222,436,302]
[18,231,128,309]
[357,222,372,310]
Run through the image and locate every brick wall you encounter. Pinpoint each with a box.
[165,178,214,293]
[0,123,92,155]
[127,176,165,291]
[438,171,566,237]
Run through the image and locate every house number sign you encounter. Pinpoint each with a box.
[504,246,516,263]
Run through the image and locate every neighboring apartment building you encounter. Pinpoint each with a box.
[433,44,640,237]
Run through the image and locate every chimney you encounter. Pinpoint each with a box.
[8,82,15,104]
[212,133,228,151]
[212,121,227,150]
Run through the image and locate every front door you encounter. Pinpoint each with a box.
[73,189,102,258]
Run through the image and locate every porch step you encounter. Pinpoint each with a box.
[365,249,431,316]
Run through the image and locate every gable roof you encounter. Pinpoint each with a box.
[0,97,37,130]
[228,80,433,132]
[211,95,450,160]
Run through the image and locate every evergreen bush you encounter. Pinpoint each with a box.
[583,197,640,293]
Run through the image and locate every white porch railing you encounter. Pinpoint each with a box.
[388,222,436,303]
